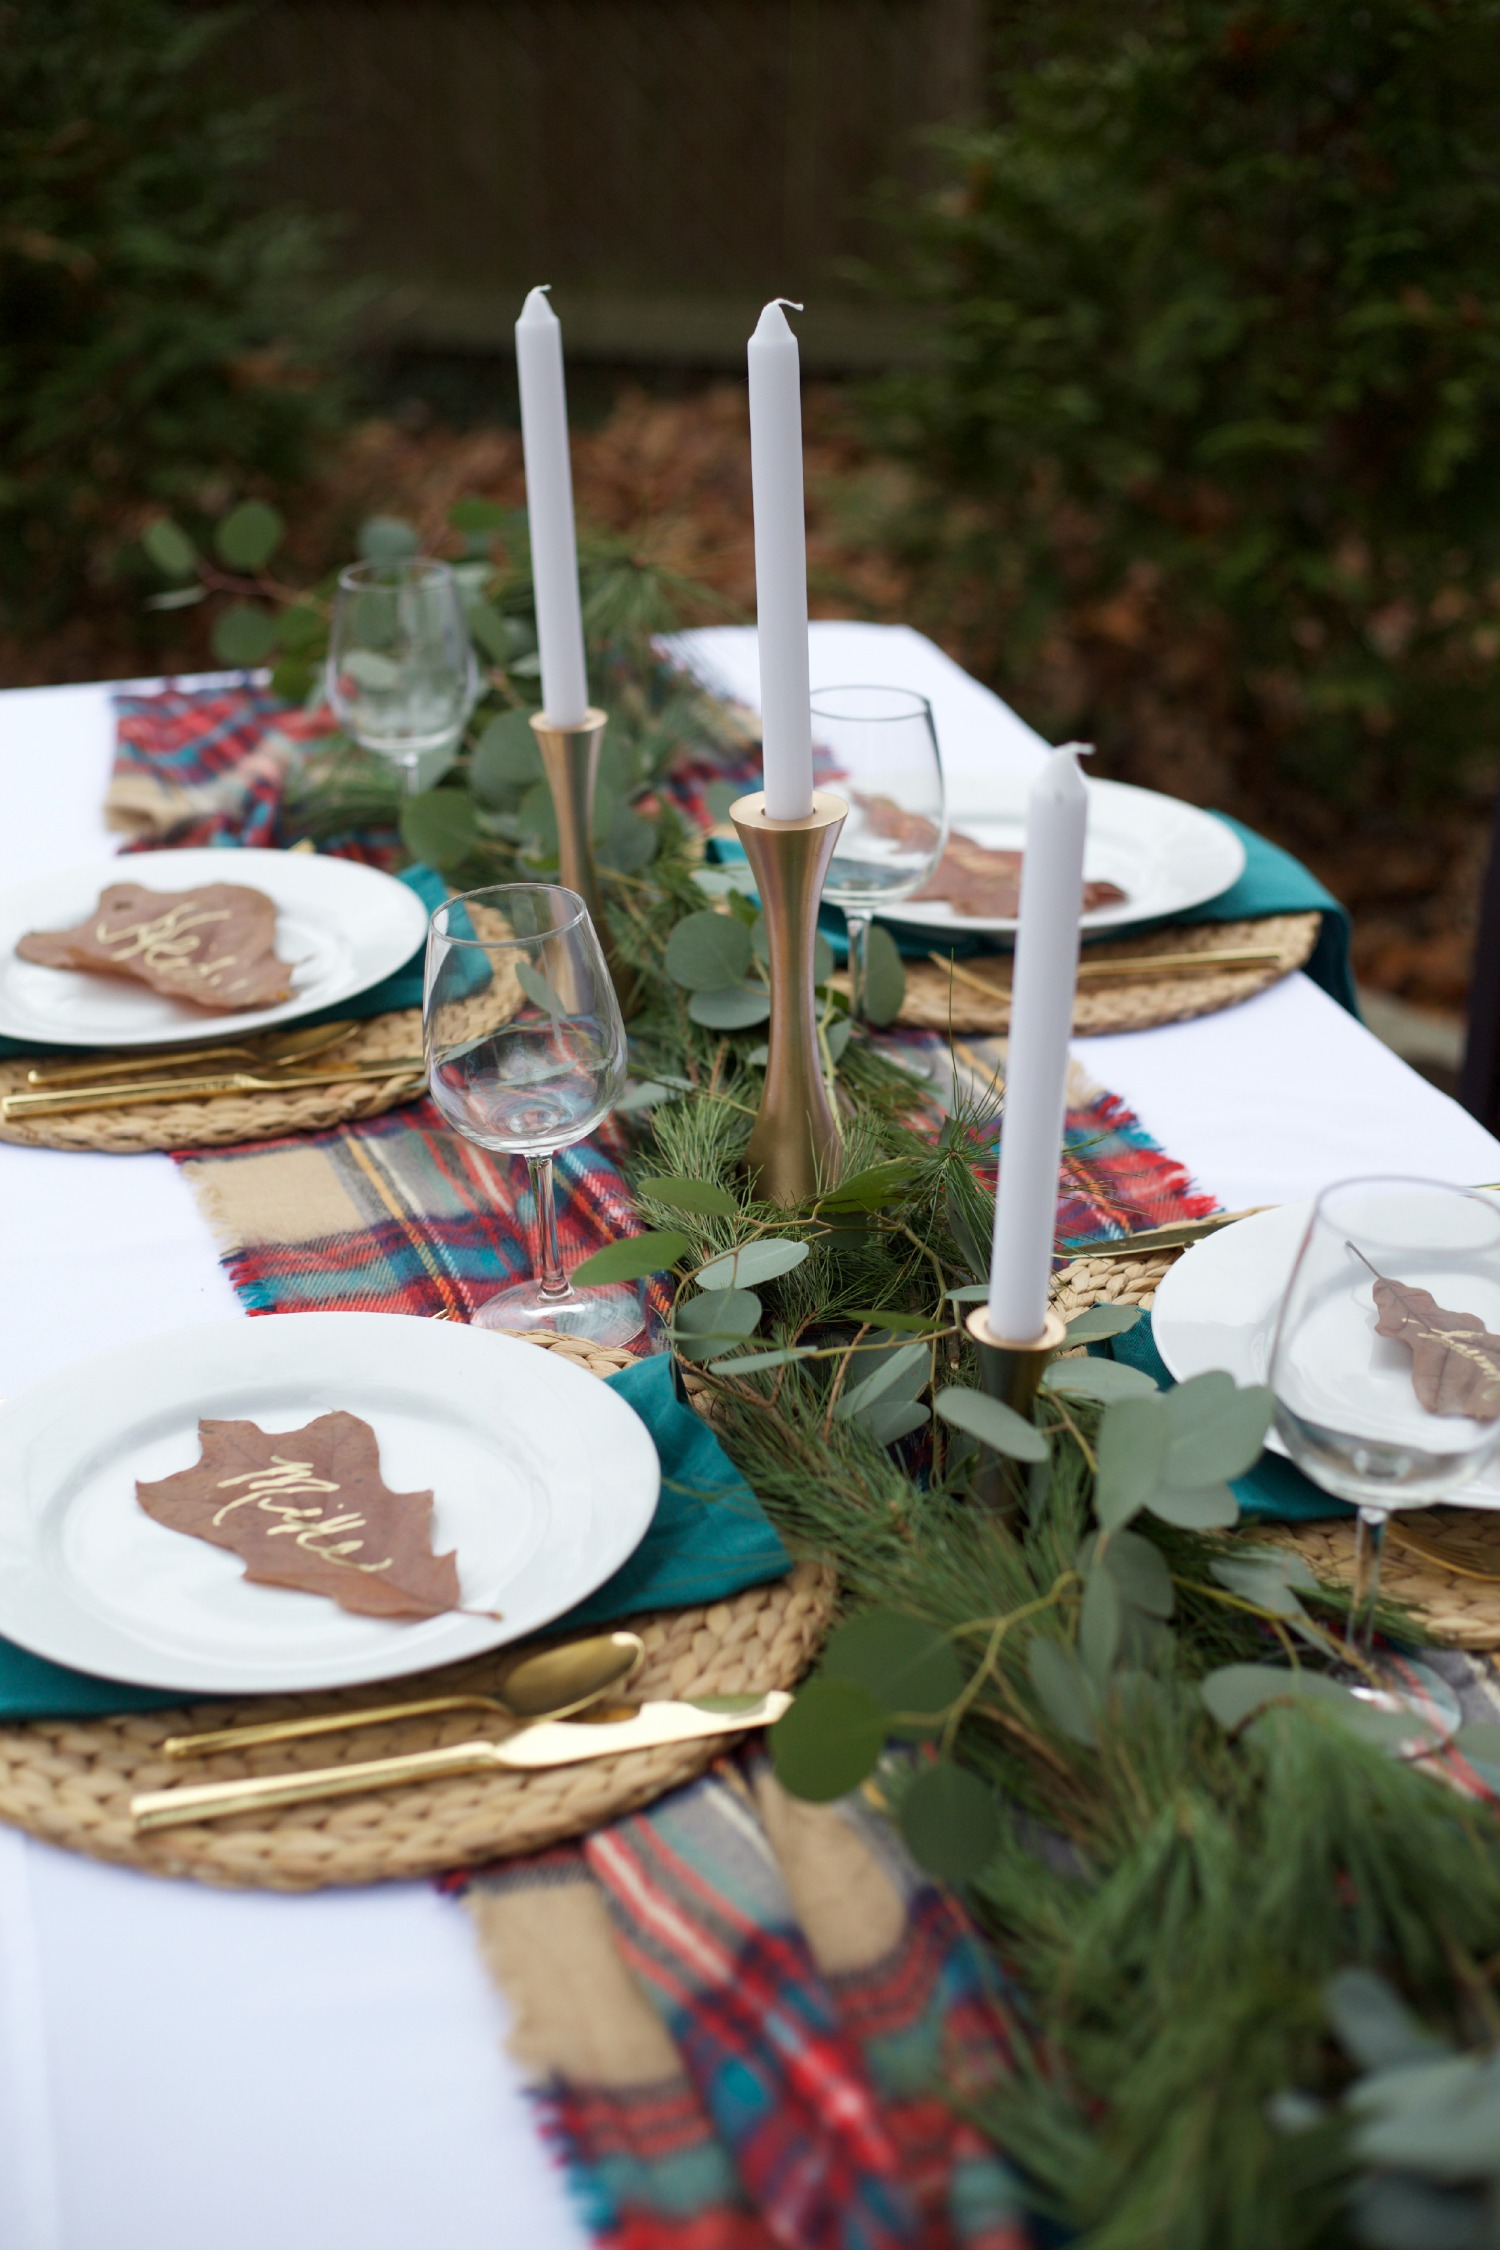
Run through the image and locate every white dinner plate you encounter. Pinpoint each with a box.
[0,847,430,1049]
[879,775,1246,937]
[0,1313,660,1692]
[1151,1197,1500,1509]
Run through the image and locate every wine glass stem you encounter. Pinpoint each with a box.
[1348,1505,1387,1656]
[528,1154,571,1301]
[402,752,422,798]
[846,912,872,1021]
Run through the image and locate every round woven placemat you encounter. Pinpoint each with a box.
[893,912,1320,1035]
[0,1008,428,1155]
[1053,1248,1500,1648]
[0,1331,833,1891]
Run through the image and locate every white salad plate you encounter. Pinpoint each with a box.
[1151,1196,1500,1510]
[879,774,1246,937]
[0,846,430,1049]
[0,1313,660,1692]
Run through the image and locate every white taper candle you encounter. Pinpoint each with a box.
[988,745,1091,1342]
[515,286,589,728]
[747,299,815,821]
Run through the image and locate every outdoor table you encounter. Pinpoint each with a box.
[2,632,1498,2250]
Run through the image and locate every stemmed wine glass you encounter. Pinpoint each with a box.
[811,686,946,1020]
[424,884,642,1345]
[327,557,477,796]
[1270,1175,1500,1723]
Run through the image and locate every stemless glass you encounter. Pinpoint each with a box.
[424,884,641,1345]
[327,557,477,795]
[811,686,946,1019]
[1271,1176,1500,1662]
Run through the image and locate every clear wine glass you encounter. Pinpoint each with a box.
[424,884,641,1345]
[1271,1175,1500,1723]
[811,685,946,1020]
[327,557,478,795]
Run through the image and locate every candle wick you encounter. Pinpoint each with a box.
[772,298,805,312]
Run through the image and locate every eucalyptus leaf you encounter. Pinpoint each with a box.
[1146,1481,1239,1530]
[1065,1303,1144,1346]
[770,1677,887,1802]
[821,1610,963,1723]
[1456,1722,1500,1763]
[278,601,325,654]
[696,1239,809,1291]
[399,789,479,873]
[688,985,772,1030]
[1094,1394,1169,1530]
[1327,1968,1447,2073]
[836,1341,931,1422]
[1088,1528,1176,1618]
[465,599,513,666]
[946,1284,991,1305]
[214,499,284,571]
[664,911,753,991]
[1348,2174,1488,2248]
[637,1174,739,1218]
[859,1398,931,1446]
[935,1386,1049,1462]
[1163,1372,1275,1486]
[704,781,742,824]
[142,517,196,578]
[144,584,208,611]
[599,805,658,875]
[1028,1638,1099,1746]
[1210,1555,1310,1617]
[1080,1564,1123,1684]
[671,1287,762,1363]
[472,709,544,807]
[515,960,568,1017]
[570,1230,692,1285]
[269,657,315,703]
[1202,1663,1415,1750]
[615,1080,682,1114]
[211,602,280,667]
[843,1309,941,1334]
[358,515,420,561]
[825,1016,853,1064]
[898,1759,1000,1882]
[1043,1357,1159,1402]
[448,495,510,537]
[860,923,906,1026]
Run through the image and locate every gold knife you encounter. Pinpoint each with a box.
[24,1018,359,1089]
[4,1058,426,1120]
[1061,1207,1268,1260]
[130,1692,791,1832]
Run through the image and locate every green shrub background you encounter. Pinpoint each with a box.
[0,0,341,629]
[873,0,1500,810]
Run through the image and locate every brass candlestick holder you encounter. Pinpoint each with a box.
[964,1302,1067,1515]
[530,708,638,1014]
[730,788,848,1206]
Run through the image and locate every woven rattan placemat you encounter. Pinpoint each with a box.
[1054,1250,1500,1649]
[0,1008,428,1155]
[893,912,1320,1035]
[0,1332,833,1891]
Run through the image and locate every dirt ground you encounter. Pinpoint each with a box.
[3,382,1481,1044]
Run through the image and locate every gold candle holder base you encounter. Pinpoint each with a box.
[964,1304,1068,1515]
[729,789,848,1206]
[530,708,638,1015]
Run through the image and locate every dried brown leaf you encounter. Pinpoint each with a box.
[18,882,293,1011]
[136,1412,462,1619]
[1372,1275,1500,1420]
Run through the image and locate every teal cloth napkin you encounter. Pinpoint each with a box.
[789,806,1355,1017]
[0,862,445,1061]
[0,1351,790,1723]
[1090,1315,1351,1522]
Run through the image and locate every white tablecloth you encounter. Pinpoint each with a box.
[2,634,1497,2250]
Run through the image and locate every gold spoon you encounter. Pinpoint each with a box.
[159,1629,648,1760]
[25,1017,359,1089]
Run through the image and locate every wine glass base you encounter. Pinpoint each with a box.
[470,1277,644,1348]
[1345,1656,1462,1756]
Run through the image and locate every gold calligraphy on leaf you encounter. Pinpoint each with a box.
[212,1456,394,1574]
[97,901,238,985]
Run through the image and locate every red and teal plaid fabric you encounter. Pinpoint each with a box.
[455,1754,1035,2250]
[111,681,340,850]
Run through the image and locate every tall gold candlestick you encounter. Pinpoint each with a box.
[730,788,847,1205]
[530,708,638,1014]
[964,1302,1067,1517]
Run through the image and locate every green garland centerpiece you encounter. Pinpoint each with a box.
[143,505,1500,2250]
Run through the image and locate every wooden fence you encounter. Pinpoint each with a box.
[243,0,986,365]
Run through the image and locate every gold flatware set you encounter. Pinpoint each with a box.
[934,943,1286,1004]
[128,1629,789,1833]
[4,1011,426,1120]
[5,1056,426,1120]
